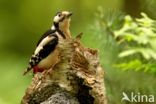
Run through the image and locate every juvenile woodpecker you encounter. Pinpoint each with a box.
[23,11,72,75]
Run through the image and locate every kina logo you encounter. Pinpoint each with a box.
[121,92,154,103]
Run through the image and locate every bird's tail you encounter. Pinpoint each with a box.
[23,65,32,75]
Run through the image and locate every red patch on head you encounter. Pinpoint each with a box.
[33,66,44,74]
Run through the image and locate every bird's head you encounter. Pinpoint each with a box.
[53,11,73,30]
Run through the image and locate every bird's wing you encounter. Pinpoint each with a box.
[23,34,58,75]
[36,29,56,46]
[36,35,58,59]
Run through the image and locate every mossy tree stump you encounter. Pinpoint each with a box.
[21,34,107,104]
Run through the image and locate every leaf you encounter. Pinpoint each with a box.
[115,59,142,71]
[119,49,137,57]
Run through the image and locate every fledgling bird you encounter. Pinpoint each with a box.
[23,11,73,75]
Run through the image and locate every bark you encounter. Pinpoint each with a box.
[21,33,107,104]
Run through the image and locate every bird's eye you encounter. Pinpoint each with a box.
[58,14,61,17]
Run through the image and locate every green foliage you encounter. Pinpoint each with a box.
[91,7,156,104]
[114,13,156,74]
[92,9,156,103]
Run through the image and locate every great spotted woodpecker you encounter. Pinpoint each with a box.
[23,11,72,75]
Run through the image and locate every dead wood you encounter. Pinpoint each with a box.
[21,33,107,104]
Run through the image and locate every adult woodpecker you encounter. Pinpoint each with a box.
[23,11,73,75]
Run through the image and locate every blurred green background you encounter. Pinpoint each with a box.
[0,0,156,104]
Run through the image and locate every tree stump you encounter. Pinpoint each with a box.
[21,34,107,104]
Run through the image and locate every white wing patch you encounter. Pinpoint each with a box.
[34,36,55,55]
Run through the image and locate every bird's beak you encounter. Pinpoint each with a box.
[66,12,73,18]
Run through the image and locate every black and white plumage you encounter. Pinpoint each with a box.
[23,11,72,75]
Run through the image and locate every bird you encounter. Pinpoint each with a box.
[23,11,73,75]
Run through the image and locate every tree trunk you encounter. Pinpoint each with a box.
[21,33,107,104]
